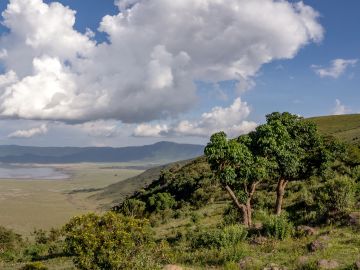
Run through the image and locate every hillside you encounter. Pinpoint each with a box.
[99,114,360,206]
[309,114,360,145]
[0,141,204,164]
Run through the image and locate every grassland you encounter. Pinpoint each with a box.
[309,114,360,144]
[0,163,144,236]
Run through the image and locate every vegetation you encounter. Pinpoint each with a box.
[0,113,360,269]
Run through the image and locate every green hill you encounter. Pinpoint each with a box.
[99,114,360,206]
[309,114,360,145]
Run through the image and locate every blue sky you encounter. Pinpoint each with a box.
[0,0,358,147]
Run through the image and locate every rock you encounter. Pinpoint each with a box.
[254,222,263,230]
[355,260,360,270]
[263,263,287,270]
[163,265,183,270]
[348,212,360,227]
[297,256,309,266]
[317,259,339,269]
[251,236,267,245]
[238,257,254,269]
[297,225,317,236]
[309,239,328,252]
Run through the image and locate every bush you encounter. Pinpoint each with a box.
[222,205,242,225]
[117,198,146,218]
[148,192,176,212]
[0,226,22,252]
[190,225,248,249]
[262,214,294,240]
[23,244,47,261]
[20,262,48,270]
[316,175,356,221]
[63,212,169,270]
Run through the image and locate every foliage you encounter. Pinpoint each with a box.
[222,204,242,225]
[190,225,248,249]
[23,244,48,261]
[0,226,22,253]
[261,213,294,240]
[63,212,168,270]
[118,198,146,218]
[148,192,176,212]
[205,131,269,226]
[315,175,356,221]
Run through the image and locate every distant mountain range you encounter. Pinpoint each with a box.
[0,142,204,164]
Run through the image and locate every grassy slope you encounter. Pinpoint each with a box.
[100,114,360,205]
[309,114,360,145]
[95,159,192,205]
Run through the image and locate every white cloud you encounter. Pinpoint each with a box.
[133,98,258,138]
[134,124,169,138]
[0,0,323,123]
[77,120,120,137]
[332,99,350,115]
[8,123,48,138]
[312,59,358,78]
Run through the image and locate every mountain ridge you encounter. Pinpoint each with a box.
[0,141,204,164]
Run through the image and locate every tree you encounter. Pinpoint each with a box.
[205,132,268,227]
[250,112,331,215]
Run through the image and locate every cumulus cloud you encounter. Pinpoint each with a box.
[312,59,358,78]
[332,99,350,115]
[77,120,120,137]
[134,98,258,138]
[8,123,48,138]
[0,0,323,124]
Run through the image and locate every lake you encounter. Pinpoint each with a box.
[0,164,69,180]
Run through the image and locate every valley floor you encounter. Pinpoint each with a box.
[0,163,144,236]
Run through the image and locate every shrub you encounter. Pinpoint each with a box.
[23,244,47,261]
[190,225,248,249]
[222,205,242,225]
[118,198,146,218]
[63,212,168,270]
[262,214,294,240]
[0,226,22,252]
[32,229,48,245]
[316,175,356,221]
[148,192,176,212]
[190,212,201,224]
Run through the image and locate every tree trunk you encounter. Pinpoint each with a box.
[275,179,288,215]
[246,199,252,227]
[225,185,249,227]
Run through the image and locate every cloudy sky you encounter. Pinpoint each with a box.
[0,0,358,147]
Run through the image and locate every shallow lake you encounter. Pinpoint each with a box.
[0,164,69,180]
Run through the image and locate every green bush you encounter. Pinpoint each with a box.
[63,212,169,270]
[23,244,47,261]
[190,225,248,249]
[262,214,294,240]
[148,192,176,212]
[222,205,242,225]
[316,175,356,221]
[32,229,48,245]
[118,198,146,218]
[20,262,48,270]
[0,226,22,252]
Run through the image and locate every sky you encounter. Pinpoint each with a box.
[0,0,358,147]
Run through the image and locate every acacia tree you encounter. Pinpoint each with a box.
[250,112,331,215]
[205,132,268,227]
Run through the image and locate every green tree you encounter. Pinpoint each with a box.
[250,112,332,215]
[205,132,268,227]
